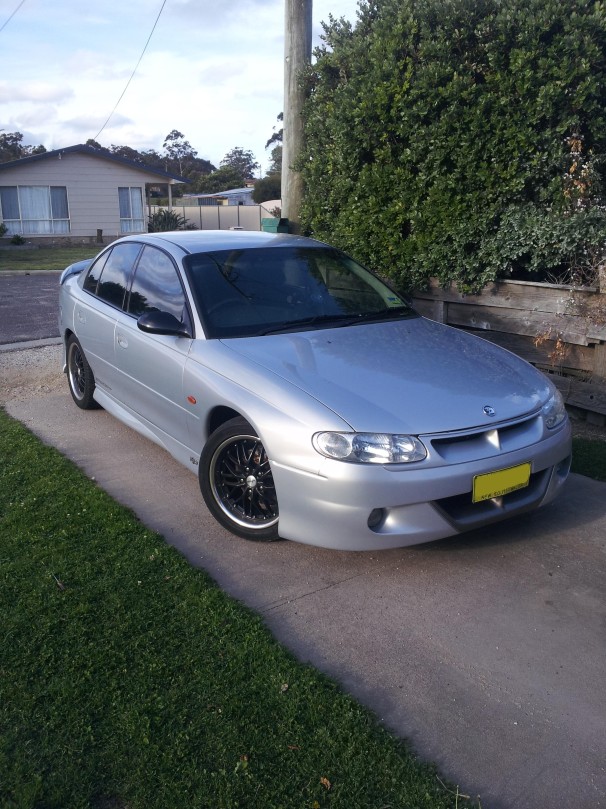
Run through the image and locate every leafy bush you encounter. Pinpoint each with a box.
[148,209,193,232]
[10,233,26,245]
[253,173,281,204]
[0,222,7,238]
[301,0,606,291]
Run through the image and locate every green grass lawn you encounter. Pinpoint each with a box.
[0,408,477,809]
[0,246,96,272]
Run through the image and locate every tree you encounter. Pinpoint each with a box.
[267,145,282,176]
[194,165,245,194]
[220,147,259,181]
[301,0,606,291]
[110,144,152,164]
[253,173,281,203]
[0,131,46,163]
[139,148,164,168]
[157,131,214,185]
[193,148,261,194]
[255,115,283,201]
[265,112,283,150]
[162,129,195,174]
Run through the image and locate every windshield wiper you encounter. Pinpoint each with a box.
[260,314,356,335]
[260,307,415,336]
[346,306,417,324]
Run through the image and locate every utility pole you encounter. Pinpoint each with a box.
[282,0,312,234]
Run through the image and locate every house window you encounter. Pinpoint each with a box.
[118,187,144,233]
[0,186,70,235]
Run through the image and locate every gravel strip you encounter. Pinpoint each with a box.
[0,344,65,405]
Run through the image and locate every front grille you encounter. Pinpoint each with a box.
[433,468,551,530]
[426,414,542,464]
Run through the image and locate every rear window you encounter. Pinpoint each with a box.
[83,243,142,309]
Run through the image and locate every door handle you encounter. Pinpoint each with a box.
[116,333,128,349]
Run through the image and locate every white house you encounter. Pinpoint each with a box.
[0,144,185,244]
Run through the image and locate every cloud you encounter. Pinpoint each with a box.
[0,81,73,104]
[168,0,280,27]
[0,0,359,170]
[65,50,134,81]
[7,106,58,127]
[64,112,133,132]
[197,62,246,85]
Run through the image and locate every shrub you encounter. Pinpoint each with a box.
[148,209,193,232]
[301,0,606,291]
[253,173,281,204]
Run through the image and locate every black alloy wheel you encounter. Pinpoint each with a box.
[66,335,99,410]
[199,417,280,541]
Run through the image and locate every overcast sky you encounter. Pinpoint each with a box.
[0,0,360,174]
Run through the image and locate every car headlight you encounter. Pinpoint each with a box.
[542,388,567,429]
[313,432,427,463]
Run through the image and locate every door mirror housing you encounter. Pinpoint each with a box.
[137,310,192,338]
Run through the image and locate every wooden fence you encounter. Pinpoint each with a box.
[413,278,606,421]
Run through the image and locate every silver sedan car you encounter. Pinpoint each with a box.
[59,230,571,550]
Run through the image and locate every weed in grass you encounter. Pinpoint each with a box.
[0,408,479,808]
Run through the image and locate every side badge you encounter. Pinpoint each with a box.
[483,405,496,417]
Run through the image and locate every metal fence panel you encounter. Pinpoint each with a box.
[150,204,269,231]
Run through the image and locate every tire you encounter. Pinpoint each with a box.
[199,417,280,541]
[66,335,99,410]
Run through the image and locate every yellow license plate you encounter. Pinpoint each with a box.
[473,462,531,503]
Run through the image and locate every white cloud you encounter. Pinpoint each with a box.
[0,81,72,104]
[64,112,133,132]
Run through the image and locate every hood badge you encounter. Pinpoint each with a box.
[483,405,496,417]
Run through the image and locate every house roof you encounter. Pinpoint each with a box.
[0,143,187,183]
[184,187,254,199]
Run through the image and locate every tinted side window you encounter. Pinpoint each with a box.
[128,245,187,321]
[83,251,110,294]
[96,243,142,308]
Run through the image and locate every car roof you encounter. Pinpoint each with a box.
[116,230,329,254]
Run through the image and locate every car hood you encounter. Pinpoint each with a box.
[221,318,552,434]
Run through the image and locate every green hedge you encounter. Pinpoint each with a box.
[301,0,606,291]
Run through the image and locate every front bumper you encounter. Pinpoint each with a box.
[271,420,572,551]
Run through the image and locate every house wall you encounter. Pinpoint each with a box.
[0,152,166,241]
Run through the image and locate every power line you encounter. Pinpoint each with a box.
[0,0,26,34]
[93,0,167,142]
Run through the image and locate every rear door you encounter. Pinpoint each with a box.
[75,242,143,396]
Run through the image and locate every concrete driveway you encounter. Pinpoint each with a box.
[3,354,605,809]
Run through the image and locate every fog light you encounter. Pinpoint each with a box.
[367,508,385,530]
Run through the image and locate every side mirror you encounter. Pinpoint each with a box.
[137,310,192,338]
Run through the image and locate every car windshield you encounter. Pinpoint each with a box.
[183,246,417,338]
